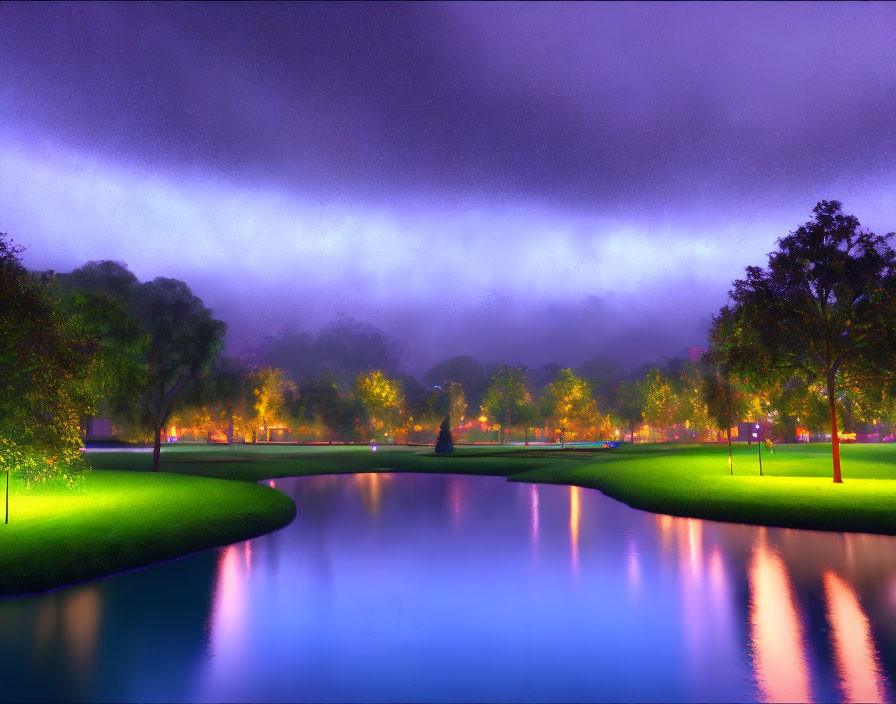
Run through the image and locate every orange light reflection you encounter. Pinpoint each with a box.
[748,541,811,703]
[569,485,580,575]
[823,570,887,703]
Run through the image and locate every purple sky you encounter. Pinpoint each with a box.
[1,2,894,372]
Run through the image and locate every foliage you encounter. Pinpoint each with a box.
[615,379,646,441]
[0,234,91,490]
[298,377,361,441]
[702,363,749,434]
[480,364,532,443]
[249,366,297,440]
[63,262,227,469]
[423,355,487,409]
[710,200,896,481]
[354,370,406,439]
[256,318,399,385]
[427,381,467,428]
[641,368,678,429]
[541,368,610,440]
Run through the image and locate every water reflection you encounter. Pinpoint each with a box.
[569,485,580,575]
[748,538,811,703]
[355,472,383,517]
[824,569,888,703]
[3,474,896,702]
[530,483,539,545]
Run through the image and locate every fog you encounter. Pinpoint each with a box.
[1,2,894,373]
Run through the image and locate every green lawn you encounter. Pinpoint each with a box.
[4,440,896,597]
[512,442,896,535]
[0,469,295,596]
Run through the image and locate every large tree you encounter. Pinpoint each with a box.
[710,201,895,482]
[0,235,94,521]
[134,278,226,470]
[354,370,406,441]
[64,262,226,471]
[541,368,606,440]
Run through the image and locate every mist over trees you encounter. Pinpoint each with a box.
[5,199,896,476]
[253,319,400,385]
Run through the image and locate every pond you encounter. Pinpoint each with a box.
[0,473,894,702]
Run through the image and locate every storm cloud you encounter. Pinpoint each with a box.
[1,2,894,372]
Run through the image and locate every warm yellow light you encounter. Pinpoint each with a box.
[478,415,488,423]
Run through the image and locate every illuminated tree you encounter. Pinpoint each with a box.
[542,368,603,440]
[1,235,93,520]
[355,370,406,440]
[711,201,895,482]
[481,364,531,444]
[641,368,679,432]
[249,366,297,442]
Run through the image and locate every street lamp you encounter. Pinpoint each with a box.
[755,422,763,476]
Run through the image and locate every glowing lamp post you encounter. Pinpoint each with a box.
[754,423,763,476]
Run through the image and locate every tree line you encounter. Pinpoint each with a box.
[2,200,895,487]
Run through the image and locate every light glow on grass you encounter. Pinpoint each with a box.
[0,470,294,595]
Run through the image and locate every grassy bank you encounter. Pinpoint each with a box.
[94,441,896,536]
[83,442,577,480]
[0,470,295,596]
[6,440,896,597]
[512,442,896,535]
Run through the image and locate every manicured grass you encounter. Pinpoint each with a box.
[6,440,896,597]
[84,443,583,481]
[512,442,896,535]
[90,442,896,537]
[0,470,295,596]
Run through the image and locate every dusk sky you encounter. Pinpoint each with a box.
[2,2,895,372]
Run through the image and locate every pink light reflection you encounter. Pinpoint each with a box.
[748,541,811,703]
[823,569,888,703]
[208,544,248,665]
[530,483,539,545]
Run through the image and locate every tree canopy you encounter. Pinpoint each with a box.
[0,235,93,500]
[709,201,896,482]
[481,364,532,444]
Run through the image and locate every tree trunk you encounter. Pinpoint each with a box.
[726,426,732,476]
[828,376,843,483]
[629,420,635,443]
[152,424,163,472]
[502,408,510,445]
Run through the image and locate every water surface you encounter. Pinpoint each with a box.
[1,473,894,702]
